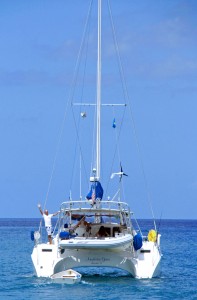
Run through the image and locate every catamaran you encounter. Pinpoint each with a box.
[31,0,162,279]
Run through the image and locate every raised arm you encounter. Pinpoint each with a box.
[73,216,85,229]
[38,204,43,215]
[53,211,60,217]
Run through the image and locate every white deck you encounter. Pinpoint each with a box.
[59,234,133,249]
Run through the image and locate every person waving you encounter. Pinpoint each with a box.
[38,204,60,244]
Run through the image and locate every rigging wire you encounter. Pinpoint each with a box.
[90,93,97,178]
[69,2,93,195]
[104,0,127,197]
[112,106,121,169]
[105,106,126,196]
[107,0,157,231]
[111,106,127,203]
[112,108,126,204]
[70,0,94,190]
[133,217,143,237]
[41,0,93,213]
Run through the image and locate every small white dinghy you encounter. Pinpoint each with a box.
[50,269,82,284]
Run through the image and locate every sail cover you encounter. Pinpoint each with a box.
[86,181,103,201]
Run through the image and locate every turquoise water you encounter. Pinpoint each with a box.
[0,219,196,299]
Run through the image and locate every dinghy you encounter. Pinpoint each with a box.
[50,269,81,284]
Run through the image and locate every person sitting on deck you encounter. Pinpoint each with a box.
[78,219,91,237]
[60,217,87,239]
[96,226,110,238]
[64,216,86,235]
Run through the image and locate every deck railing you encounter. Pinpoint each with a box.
[60,199,133,215]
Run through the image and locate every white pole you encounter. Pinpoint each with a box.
[96,0,101,180]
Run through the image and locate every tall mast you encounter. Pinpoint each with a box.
[96,0,101,180]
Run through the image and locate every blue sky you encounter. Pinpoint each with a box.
[0,0,197,219]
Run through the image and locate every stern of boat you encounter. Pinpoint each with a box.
[31,241,61,277]
[131,235,162,279]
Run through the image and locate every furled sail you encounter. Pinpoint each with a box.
[86,181,103,201]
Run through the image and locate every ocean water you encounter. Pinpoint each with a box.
[0,219,196,300]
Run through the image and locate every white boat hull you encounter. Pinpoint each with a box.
[31,237,161,279]
[50,269,81,284]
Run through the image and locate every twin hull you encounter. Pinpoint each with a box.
[31,236,161,279]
